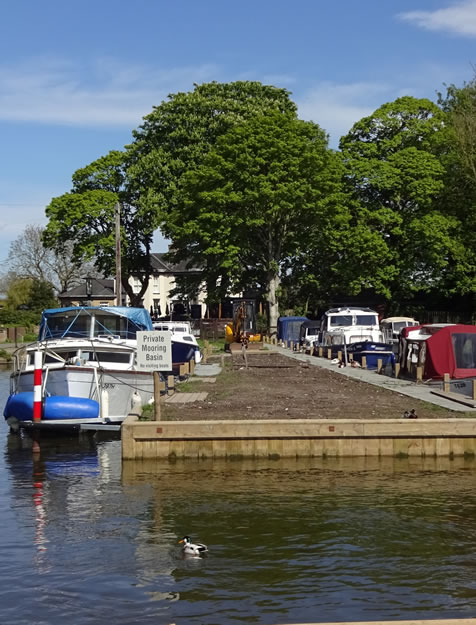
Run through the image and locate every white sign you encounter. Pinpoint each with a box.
[136,331,172,371]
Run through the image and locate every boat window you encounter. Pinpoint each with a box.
[306,326,320,335]
[47,315,90,338]
[182,336,193,342]
[329,316,352,327]
[29,352,64,365]
[30,351,79,364]
[392,321,407,333]
[81,351,131,364]
[355,315,377,326]
[452,333,476,369]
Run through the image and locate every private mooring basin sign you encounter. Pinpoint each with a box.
[136,331,172,371]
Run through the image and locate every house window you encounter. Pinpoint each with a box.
[133,278,141,294]
[153,276,160,293]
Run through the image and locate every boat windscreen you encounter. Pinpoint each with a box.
[355,315,378,326]
[329,315,352,327]
[452,333,476,369]
[41,310,143,340]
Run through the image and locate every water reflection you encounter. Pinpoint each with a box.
[3,400,476,624]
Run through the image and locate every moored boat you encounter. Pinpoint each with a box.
[4,306,161,431]
[311,306,393,369]
[152,321,202,372]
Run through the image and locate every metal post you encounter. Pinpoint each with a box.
[153,371,161,420]
[115,202,122,306]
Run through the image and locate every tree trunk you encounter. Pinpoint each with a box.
[267,271,280,336]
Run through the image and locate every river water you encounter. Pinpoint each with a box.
[2,369,476,625]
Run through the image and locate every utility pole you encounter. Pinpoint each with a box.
[115,202,122,306]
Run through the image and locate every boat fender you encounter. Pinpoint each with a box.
[101,389,109,419]
[130,391,142,416]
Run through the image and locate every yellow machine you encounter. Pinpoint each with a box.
[225,300,261,346]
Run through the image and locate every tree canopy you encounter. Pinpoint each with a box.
[165,111,344,330]
[128,81,298,236]
[43,150,157,306]
[338,96,464,304]
[40,79,476,322]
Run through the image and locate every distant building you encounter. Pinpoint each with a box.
[127,253,206,320]
[58,278,117,307]
[57,254,207,319]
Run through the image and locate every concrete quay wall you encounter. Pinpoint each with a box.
[121,417,476,460]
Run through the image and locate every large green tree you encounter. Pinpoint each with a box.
[339,96,463,305]
[128,81,297,298]
[43,150,157,306]
[166,111,344,332]
[437,78,476,298]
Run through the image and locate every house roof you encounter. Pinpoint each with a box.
[58,278,116,299]
[150,253,201,274]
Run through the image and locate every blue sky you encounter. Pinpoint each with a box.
[1,0,475,267]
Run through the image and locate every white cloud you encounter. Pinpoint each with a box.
[0,57,220,127]
[399,0,476,37]
[296,82,394,146]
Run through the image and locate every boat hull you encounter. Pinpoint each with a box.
[347,341,395,370]
[6,366,155,425]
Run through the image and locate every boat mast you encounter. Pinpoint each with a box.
[115,202,122,306]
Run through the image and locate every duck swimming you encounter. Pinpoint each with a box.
[179,536,208,556]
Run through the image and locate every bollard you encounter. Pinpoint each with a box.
[290,341,294,351]
[167,375,175,396]
[416,365,423,382]
[443,373,450,393]
[327,348,332,359]
[337,350,342,362]
[395,363,400,378]
[473,380,476,401]
[362,356,367,369]
[318,347,323,358]
[377,358,382,373]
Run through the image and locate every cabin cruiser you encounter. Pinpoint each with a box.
[152,321,202,369]
[380,316,419,352]
[315,307,394,369]
[317,307,384,347]
[298,320,321,353]
[4,306,160,430]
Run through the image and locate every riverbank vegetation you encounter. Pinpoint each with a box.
[4,75,476,328]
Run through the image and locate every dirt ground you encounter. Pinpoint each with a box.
[163,350,466,421]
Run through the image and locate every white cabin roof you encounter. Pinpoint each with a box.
[381,317,419,324]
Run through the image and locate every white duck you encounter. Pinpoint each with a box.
[178,536,208,556]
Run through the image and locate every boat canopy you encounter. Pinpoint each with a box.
[39,306,154,341]
[277,316,309,342]
[400,323,476,380]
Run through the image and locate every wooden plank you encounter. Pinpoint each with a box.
[431,388,476,408]
[165,392,208,403]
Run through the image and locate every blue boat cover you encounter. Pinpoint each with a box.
[39,306,153,340]
[277,316,309,342]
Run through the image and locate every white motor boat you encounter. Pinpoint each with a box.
[152,321,202,369]
[4,306,160,431]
